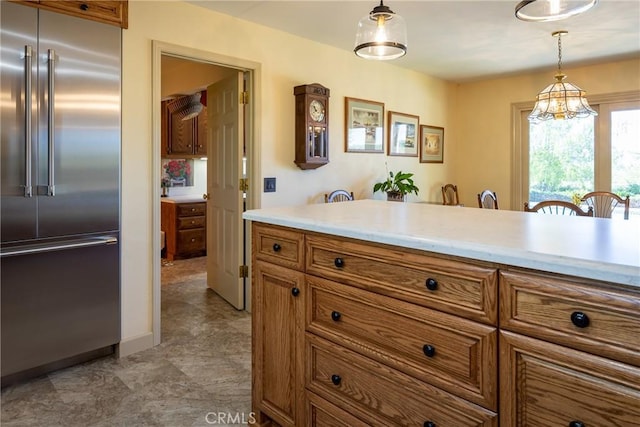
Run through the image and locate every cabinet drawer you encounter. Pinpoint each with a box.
[177,202,205,217]
[177,229,205,252]
[306,392,369,427]
[177,216,205,230]
[500,331,640,427]
[306,334,497,427]
[253,224,304,271]
[306,234,498,324]
[500,270,640,366]
[306,275,497,410]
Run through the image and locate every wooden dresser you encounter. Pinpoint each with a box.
[250,219,640,427]
[161,200,206,261]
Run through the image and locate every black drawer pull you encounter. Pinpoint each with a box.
[424,422,436,427]
[291,287,300,297]
[331,374,341,386]
[80,3,89,11]
[425,278,438,291]
[571,311,590,328]
[331,311,341,321]
[334,257,344,268]
[272,243,281,252]
[569,422,585,427]
[423,344,436,358]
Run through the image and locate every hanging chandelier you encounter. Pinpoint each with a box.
[528,31,597,124]
[515,0,598,22]
[354,1,407,60]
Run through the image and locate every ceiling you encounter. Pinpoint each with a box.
[188,0,640,83]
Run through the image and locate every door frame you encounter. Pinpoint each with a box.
[151,41,262,346]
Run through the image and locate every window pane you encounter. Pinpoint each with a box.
[611,109,640,219]
[529,117,594,203]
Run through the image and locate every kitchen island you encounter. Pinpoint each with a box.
[243,200,640,426]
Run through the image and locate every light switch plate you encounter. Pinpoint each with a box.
[264,177,276,193]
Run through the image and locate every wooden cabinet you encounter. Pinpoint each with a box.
[161,98,207,158]
[10,0,128,28]
[161,201,206,261]
[252,224,305,427]
[499,269,640,427]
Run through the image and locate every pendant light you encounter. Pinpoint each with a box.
[528,31,597,124]
[515,0,598,22]
[354,1,407,60]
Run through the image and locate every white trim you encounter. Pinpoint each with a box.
[117,332,154,357]
[151,41,261,346]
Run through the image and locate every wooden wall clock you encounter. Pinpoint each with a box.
[294,83,330,170]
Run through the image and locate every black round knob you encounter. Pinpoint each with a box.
[423,344,436,358]
[424,422,436,427]
[272,243,281,252]
[571,311,590,328]
[425,278,438,291]
[80,3,89,11]
[291,287,300,297]
[331,374,341,385]
[334,257,344,268]
[331,311,341,321]
[569,421,585,427]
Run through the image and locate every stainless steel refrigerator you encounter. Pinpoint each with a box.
[1,2,121,384]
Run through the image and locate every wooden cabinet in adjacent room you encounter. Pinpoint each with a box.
[161,97,207,158]
[10,0,128,28]
[161,201,206,261]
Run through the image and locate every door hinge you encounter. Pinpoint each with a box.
[240,91,249,105]
[239,265,249,278]
[240,178,249,192]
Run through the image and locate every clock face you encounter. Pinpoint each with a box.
[309,99,325,122]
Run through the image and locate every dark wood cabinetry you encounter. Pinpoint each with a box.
[161,98,208,158]
[161,201,206,261]
[11,0,128,28]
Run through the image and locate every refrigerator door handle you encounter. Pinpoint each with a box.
[23,45,33,198]
[0,236,118,258]
[47,49,56,197]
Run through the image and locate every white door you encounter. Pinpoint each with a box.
[206,72,245,309]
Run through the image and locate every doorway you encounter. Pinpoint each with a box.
[152,41,261,346]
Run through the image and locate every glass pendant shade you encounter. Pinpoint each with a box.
[515,0,598,22]
[354,1,407,60]
[529,31,597,124]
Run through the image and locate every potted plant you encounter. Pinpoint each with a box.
[373,170,420,202]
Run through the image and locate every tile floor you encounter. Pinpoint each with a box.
[1,257,252,426]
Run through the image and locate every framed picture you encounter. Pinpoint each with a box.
[344,97,384,153]
[420,125,445,163]
[387,111,419,157]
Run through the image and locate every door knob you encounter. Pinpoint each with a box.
[202,193,210,200]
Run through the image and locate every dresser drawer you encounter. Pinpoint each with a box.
[177,229,205,252]
[306,234,498,324]
[253,223,304,271]
[500,331,640,427]
[177,202,206,217]
[306,275,497,410]
[500,270,640,366]
[306,334,497,427]
[177,215,205,230]
[306,392,369,427]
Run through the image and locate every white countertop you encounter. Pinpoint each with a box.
[160,195,205,204]
[243,199,640,288]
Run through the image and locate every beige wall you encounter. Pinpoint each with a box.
[121,1,456,343]
[454,58,640,209]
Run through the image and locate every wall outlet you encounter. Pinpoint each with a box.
[264,177,276,193]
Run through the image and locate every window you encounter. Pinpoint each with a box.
[513,92,640,218]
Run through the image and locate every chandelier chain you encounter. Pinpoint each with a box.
[557,33,563,73]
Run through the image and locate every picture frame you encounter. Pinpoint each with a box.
[344,97,385,153]
[387,111,419,157]
[420,125,445,163]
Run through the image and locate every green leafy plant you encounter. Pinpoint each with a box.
[373,170,419,197]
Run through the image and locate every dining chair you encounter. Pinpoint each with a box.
[580,191,630,220]
[324,189,354,203]
[441,184,459,206]
[524,201,594,216]
[477,190,499,209]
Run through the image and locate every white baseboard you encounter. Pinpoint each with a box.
[117,332,154,357]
